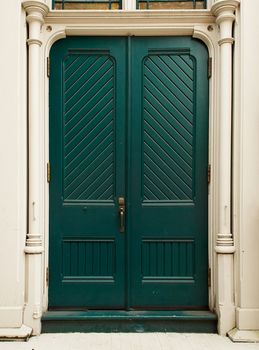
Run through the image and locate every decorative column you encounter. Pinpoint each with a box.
[22,1,48,335]
[211,0,239,335]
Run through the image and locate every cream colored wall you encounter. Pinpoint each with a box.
[0,1,27,327]
[1,0,259,336]
[234,0,259,331]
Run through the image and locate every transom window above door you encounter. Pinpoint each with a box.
[52,0,207,10]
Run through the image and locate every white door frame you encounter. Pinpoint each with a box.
[22,0,239,335]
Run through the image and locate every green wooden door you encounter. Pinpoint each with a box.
[49,37,127,308]
[49,37,208,309]
[129,37,208,308]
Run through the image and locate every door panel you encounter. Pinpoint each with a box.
[49,36,208,310]
[129,37,208,308]
[49,37,127,308]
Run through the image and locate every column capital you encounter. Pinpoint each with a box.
[22,1,49,24]
[211,0,240,18]
[212,0,239,42]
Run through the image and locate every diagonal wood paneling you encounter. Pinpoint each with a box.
[62,53,115,201]
[143,53,194,201]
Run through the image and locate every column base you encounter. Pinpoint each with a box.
[217,304,235,335]
[24,252,43,335]
[0,325,32,341]
[216,253,235,335]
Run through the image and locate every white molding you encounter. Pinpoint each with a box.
[46,9,215,23]
[44,10,216,36]
[193,24,218,312]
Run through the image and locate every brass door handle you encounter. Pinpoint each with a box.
[118,197,125,233]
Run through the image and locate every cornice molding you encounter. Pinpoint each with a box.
[45,10,216,26]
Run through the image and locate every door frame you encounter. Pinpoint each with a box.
[42,18,218,311]
[48,35,210,310]
[25,6,225,326]
[21,0,241,332]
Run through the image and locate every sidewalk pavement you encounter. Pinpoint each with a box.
[1,333,259,350]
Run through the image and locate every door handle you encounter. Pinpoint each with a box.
[118,197,125,233]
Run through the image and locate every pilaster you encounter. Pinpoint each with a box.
[211,0,240,335]
[22,0,49,335]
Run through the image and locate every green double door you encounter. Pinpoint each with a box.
[49,36,209,310]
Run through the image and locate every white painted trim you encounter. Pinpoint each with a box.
[46,9,215,23]
[193,24,218,313]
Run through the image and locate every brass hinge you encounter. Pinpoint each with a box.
[47,57,50,77]
[208,57,212,79]
[46,267,49,286]
[47,162,51,183]
[208,164,211,185]
[208,267,211,287]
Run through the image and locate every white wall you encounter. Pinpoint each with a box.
[1,0,259,334]
[0,1,27,327]
[234,0,259,330]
